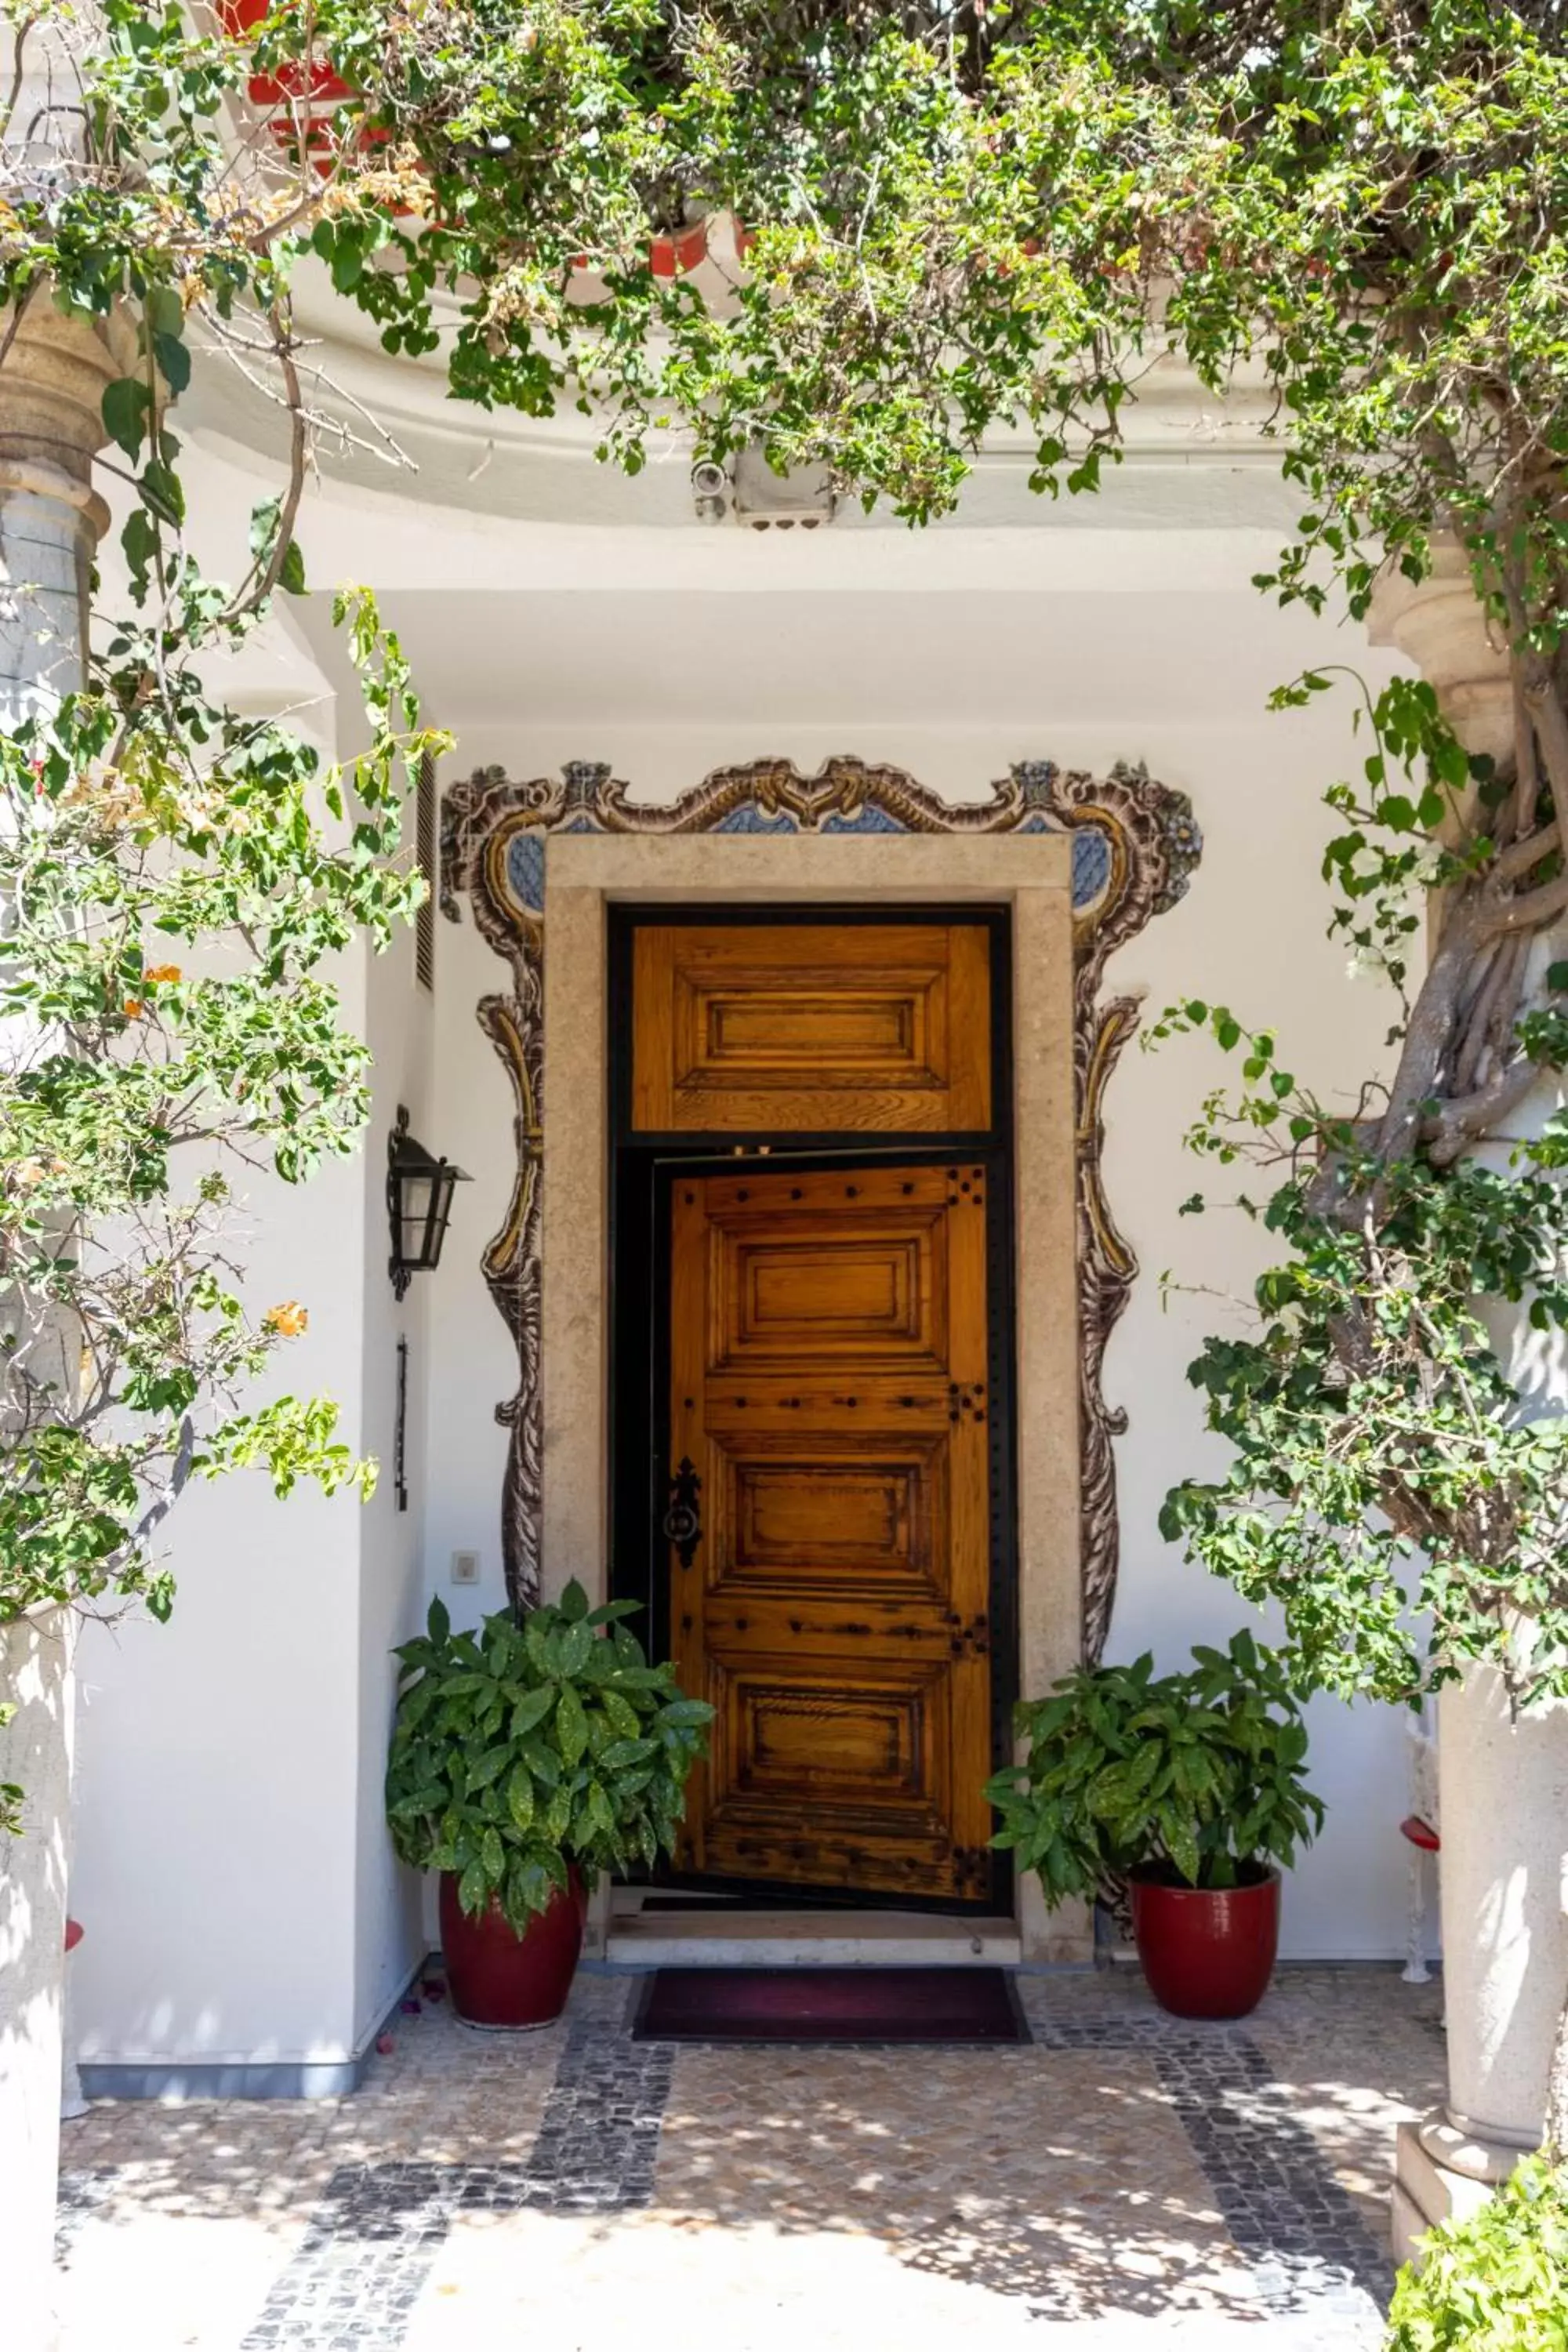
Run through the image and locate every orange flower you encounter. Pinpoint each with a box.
[143,963,183,985]
[122,998,144,1018]
[263,1301,310,1338]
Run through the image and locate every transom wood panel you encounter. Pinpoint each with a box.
[632,921,991,1133]
[669,1162,994,1900]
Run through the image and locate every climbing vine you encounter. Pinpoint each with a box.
[1129,2,1568,1719]
[2,6,1566,1952]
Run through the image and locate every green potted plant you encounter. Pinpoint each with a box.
[386,1583,713,2027]
[985,1629,1324,2018]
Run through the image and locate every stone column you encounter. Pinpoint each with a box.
[0,301,126,717]
[0,295,132,2352]
[1370,551,1568,2260]
[1369,539,1515,764]
[0,1614,78,2352]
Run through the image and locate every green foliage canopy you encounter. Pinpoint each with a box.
[1,2,448,1839]
[0,575,436,1634]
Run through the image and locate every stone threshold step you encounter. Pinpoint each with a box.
[604,1909,1022,1967]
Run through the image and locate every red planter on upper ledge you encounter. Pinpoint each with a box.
[219,1,352,108]
[219,5,725,279]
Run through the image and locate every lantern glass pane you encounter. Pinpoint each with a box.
[428,1168,456,1265]
[400,1169,435,1265]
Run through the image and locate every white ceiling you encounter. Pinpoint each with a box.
[365,586,1374,729]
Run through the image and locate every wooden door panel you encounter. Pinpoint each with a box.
[739,1238,921,1348]
[718,1231,941,1363]
[704,1168,953,1371]
[701,1653,959,1895]
[729,1446,937,1585]
[713,1431,946,1594]
[670,1159,994,1900]
[724,1658,938,1800]
[701,989,920,1066]
[633,923,991,1133]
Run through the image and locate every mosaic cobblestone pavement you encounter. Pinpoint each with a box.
[55,1964,1444,2350]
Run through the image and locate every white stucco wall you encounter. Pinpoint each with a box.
[292,601,437,2055]
[71,1073,372,2070]
[71,612,432,2074]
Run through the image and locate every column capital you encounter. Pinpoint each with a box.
[0,298,139,545]
[1367,539,1514,763]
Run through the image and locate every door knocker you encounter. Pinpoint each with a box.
[662,1456,702,1570]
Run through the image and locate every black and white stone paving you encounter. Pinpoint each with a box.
[56,1965,1438,2348]
[233,1987,678,2347]
[238,2165,454,2350]
[1031,2016,1390,2321]
[517,2009,674,2210]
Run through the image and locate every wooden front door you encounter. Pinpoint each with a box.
[666,1161,995,1901]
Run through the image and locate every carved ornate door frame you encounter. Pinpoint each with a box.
[442,756,1200,1667]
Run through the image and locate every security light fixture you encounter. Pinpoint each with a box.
[387,1106,469,1301]
[690,458,729,524]
[729,444,837,529]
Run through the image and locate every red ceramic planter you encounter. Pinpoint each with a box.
[1129,1864,1280,2020]
[438,1871,586,2031]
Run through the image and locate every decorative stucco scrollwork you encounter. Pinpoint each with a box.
[442,755,1200,1659]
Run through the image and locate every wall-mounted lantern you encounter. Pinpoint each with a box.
[387,1106,470,1301]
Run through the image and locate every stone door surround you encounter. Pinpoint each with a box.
[443,759,1200,1961]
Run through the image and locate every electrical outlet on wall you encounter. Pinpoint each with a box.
[450,1549,480,1586]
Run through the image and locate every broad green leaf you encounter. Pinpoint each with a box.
[153,330,191,396]
[103,376,151,459]
[600,1687,641,1739]
[506,1766,535,1832]
[596,1737,653,1771]
[521,1737,561,1788]
[558,1618,593,1677]
[510,1685,556,1740]
[658,1698,714,1730]
[555,1682,590,1767]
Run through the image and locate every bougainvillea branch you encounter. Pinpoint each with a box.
[0,2,448,1828]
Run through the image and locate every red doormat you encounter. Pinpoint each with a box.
[630,1965,1028,2045]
